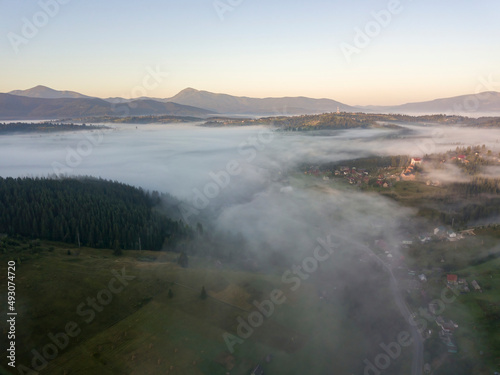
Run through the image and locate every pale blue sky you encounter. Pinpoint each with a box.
[1,0,499,105]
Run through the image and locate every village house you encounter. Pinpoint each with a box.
[411,157,422,166]
[447,274,458,285]
[436,316,458,332]
[436,316,459,353]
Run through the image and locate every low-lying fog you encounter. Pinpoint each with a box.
[2,122,500,237]
[3,122,499,373]
[2,121,499,261]
[2,122,500,244]
[2,123,500,190]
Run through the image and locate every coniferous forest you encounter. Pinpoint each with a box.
[0,176,189,250]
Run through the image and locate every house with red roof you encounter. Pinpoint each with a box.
[447,274,458,285]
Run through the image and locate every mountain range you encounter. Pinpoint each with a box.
[366,92,500,115]
[0,90,213,120]
[8,86,92,100]
[2,85,500,120]
[167,88,358,115]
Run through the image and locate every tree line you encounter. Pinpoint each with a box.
[0,176,190,250]
[0,122,108,134]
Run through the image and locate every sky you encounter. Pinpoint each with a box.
[1,0,500,105]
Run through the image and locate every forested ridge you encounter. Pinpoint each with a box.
[0,122,108,133]
[0,177,189,250]
[203,112,500,130]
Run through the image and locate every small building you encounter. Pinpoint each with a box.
[411,157,423,165]
[447,274,458,285]
[436,317,458,333]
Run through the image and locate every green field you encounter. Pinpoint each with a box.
[0,238,411,375]
[444,257,500,372]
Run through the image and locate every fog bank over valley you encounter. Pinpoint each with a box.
[2,121,498,256]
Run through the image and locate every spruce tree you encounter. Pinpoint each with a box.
[200,286,207,300]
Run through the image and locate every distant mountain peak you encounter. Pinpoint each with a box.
[176,87,201,95]
[32,85,51,90]
[8,85,91,100]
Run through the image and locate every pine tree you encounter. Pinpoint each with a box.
[200,286,207,300]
